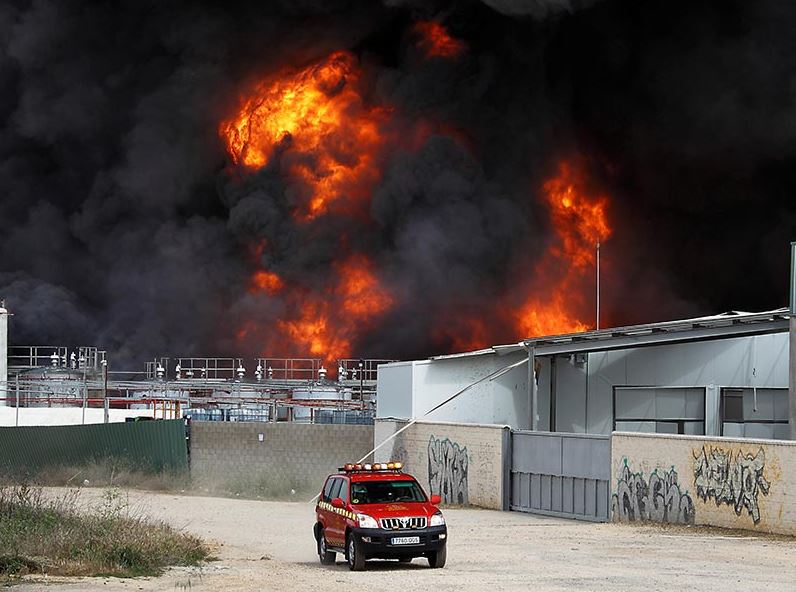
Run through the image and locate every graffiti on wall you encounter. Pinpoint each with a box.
[612,460,695,524]
[428,435,469,505]
[693,446,770,524]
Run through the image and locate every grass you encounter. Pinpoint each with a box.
[0,457,315,504]
[0,484,211,580]
[0,458,191,492]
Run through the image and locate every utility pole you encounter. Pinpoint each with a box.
[789,242,796,440]
[596,241,601,330]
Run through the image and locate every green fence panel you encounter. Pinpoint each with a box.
[0,420,188,475]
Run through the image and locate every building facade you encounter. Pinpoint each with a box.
[377,310,791,440]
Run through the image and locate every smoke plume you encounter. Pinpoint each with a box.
[1,0,794,368]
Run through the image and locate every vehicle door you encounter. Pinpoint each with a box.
[337,475,351,536]
[326,477,345,546]
[318,476,336,533]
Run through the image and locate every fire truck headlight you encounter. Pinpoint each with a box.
[357,514,379,529]
[430,512,445,527]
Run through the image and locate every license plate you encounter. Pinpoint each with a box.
[391,536,420,545]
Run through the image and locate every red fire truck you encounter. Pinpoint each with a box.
[314,461,447,571]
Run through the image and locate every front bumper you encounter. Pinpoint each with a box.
[350,525,447,559]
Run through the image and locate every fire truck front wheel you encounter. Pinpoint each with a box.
[427,545,446,569]
[347,533,366,571]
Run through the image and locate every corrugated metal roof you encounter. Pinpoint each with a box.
[425,308,790,362]
[430,347,498,361]
[526,308,790,355]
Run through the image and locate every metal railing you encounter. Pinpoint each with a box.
[8,346,106,373]
[255,358,323,381]
[336,359,394,384]
[173,357,246,380]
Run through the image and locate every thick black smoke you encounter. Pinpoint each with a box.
[1,0,794,367]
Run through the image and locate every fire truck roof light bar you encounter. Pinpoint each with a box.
[339,462,402,472]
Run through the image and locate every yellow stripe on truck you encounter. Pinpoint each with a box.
[317,501,357,522]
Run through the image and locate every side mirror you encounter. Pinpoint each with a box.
[430,494,442,505]
[331,497,345,508]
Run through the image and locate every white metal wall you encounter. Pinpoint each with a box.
[545,332,789,435]
[376,352,530,428]
[376,361,414,418]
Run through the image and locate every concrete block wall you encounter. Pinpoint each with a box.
[612,432,796,535]
[374,419,508,510]
[190,422,373,496]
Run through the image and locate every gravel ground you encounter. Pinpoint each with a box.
[16,488,796,591]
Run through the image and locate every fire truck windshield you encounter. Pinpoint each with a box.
[350,480,427,504]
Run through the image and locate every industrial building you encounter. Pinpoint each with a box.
[377,309,792,440]
[0,306,383,426]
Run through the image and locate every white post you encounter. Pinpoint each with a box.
[82,371,87,425]
[0,304,7,408]
[15,374,20,427]
[103,361,109,424]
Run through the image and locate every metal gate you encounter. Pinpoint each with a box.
[510,431,610,522]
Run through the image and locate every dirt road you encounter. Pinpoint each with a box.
[18,488,796,591]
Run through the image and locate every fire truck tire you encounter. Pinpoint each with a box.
[427,546,446,568]
[318,529,336,565]
[347,534,366,571]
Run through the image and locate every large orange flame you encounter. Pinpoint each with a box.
[515,160,612,337]
[412,22,466,59]
[257,254,395,364]
[544,162,611,269]
[220,51,388,219]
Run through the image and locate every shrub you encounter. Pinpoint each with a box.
[0,484,210,579]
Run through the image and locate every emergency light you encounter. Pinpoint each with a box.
[340,461,403,472]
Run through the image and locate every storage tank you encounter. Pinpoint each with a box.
[15,367,88,407]
[0,304,7,408]
[291,385,350,422]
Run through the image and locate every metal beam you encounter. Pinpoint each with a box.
[790,316,795,440]
[527,346,538,431]
[791,242,796,315]
[790,242,796,440]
